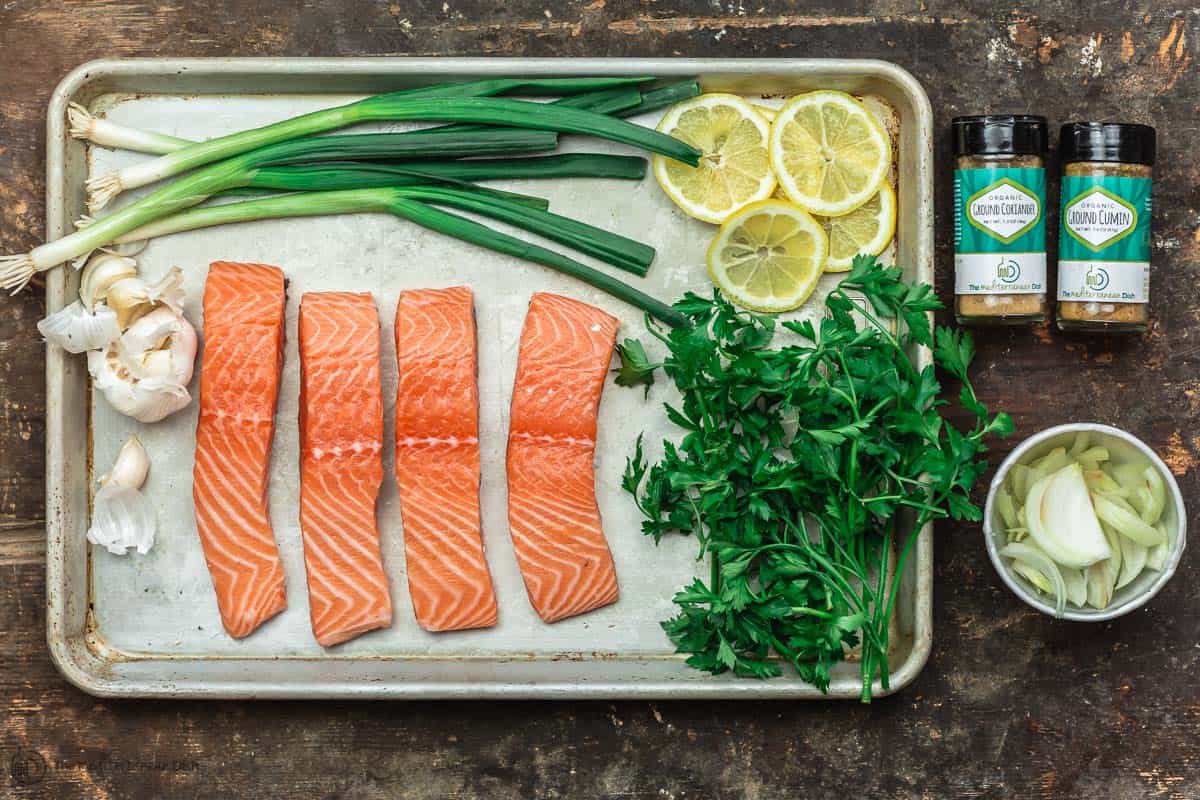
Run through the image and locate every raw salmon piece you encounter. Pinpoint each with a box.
[192,261,288,639]
[298,292,393,646]
[395,287,498,632]
[506,293,620,623]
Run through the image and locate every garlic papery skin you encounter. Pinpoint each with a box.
[100,435,149,490]
[105,266,185,329]
[88,485,156,555]
[86,307,197,423]
[37,300,121,354]
[78,252,137,309]
[87,434,156,556]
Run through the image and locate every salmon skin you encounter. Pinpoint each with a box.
[192,262,288,639]
[298,292,393,646]
[394,287,498,632]
[506,293,620,623]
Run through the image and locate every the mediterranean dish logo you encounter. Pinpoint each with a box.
[967,178,1040,244]
[995,256,1021,283]
[1064,187,1137,252]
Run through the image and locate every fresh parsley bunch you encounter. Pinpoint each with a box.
[622,255,1012,701]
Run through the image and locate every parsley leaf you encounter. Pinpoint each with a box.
[613,338,661,396]
[623,255,1011,702]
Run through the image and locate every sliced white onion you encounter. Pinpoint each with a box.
[87,484,156,555]
[37,300,121,353]
[1026,463,1112,569]
[1086,562,1113,610]
[1116,535,1148,589]
[1001,541,1068,617]
[1092,494,1164,547]
[1060,565,1088,607]
[1147,523,1170,571]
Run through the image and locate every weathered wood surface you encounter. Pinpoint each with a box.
[2,1,1198,797]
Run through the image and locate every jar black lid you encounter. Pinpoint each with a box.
[1059,122,1156,166]
[952,115,1048,157]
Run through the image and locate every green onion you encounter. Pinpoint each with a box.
[82,77,686,205]
[70,85,645,157]
[112,185,655,276]
[109,187,685,325]
[388,197,685,327]
[68,102,191,155]
[251,129,558,167]
[3,128,559,288]
[616,80,702,117]
[86,78,689,207]
[231,154,647,194]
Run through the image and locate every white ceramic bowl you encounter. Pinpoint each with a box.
[983,423,1187,621]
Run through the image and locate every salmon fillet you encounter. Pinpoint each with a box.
[298,292,393,646]
[192,261,288,639]
[394,287,498,632]
[506,293,620,623]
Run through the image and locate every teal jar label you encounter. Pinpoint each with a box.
[954,166,1047,295]
[1058,174,1152,303]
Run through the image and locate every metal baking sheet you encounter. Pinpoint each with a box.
[45,58,934,699]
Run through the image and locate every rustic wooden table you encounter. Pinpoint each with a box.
[2,2,1197,797]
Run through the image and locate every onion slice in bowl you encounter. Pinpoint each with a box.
[1025,463,1112,569]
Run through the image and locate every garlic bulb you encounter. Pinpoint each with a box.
[37,300,121,353]
[117,306,197,383]
[87,435,156,556]
[88,306,197,423]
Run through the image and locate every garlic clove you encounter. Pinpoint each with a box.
[79,252,138,310]
[87,484,156,556]
[105,267,187,330]
[106,277,156,329]
[100,435,149,490]
[37,300,121,353]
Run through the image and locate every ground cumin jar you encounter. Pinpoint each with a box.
[952,115,1049,326]
[1057,122,1156,333]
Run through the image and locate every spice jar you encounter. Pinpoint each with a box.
[1056,122,1156,333]
[952,115,1049,326]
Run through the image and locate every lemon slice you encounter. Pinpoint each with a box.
[818,182,897,272]
[769,90,891,216]
[653,94,777,224]
[707,200,828,312]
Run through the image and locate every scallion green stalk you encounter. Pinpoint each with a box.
[2,129,560,289]
[70,84,645,157]
[616,80,702,118]
[387,196,686,327]
[235,154,647,194]
[97,187,682,324]
[85,91,700,208]
[111,185,655,276]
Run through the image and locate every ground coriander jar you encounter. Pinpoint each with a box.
[952,115,1049,326]
[1056,122,1156,333]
